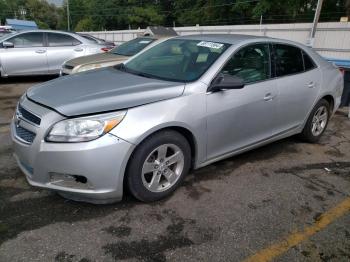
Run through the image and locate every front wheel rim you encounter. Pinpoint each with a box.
[141,144,185,193]
[311,106,328,136]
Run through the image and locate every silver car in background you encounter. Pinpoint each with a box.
[11,34,343,204]
[0,30,106,77]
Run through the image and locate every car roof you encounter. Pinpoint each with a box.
[10,29,78,34]
[0,29,98,44]
[177,33,329,67]
[176,34,270,44]
[134,34,174,40]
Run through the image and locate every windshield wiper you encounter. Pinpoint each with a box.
[117,63,125,70]
[116,64,153,79]
[116,63,130,73]
[113,51,132,56]
[132,71,154,79]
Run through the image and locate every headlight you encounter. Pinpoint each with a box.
[77,63,102,73]
[46,111,126,142]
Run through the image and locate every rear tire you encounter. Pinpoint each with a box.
[126,130,191,202]
[299,99,330,143]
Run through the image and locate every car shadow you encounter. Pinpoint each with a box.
[0,135,302,245]
[0,75,58,84]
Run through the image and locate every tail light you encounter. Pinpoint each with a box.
[101,47,111,52]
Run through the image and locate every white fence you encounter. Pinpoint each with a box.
[82,22,350,60]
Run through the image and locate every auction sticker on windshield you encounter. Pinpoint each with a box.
[139,40,152,44]
[197,41,224,49]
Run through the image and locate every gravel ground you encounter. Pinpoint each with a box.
[0,77,350,262]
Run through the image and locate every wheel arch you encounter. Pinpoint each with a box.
[129,124,198,169]
[122,124,199,194]
[164,126,197,166]
[297,93,336,135]
[321,94,335,112]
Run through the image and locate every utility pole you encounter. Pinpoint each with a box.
[308,0,323,47]
[19,7,26,20]
[67,0,70,31]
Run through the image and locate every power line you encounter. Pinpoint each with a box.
[0,0,345,18]
[47,0,261,16]
[0,0,346,30]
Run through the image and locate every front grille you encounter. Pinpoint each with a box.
[64,64,74,70]
[15,125,36,144]
[18,104,41,126]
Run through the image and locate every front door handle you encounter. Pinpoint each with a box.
[307,82,315,88]
[35,50,46,54]
[264,93,275,101]
[74,48,84,52]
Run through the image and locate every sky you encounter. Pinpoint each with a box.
[47,0,63,7]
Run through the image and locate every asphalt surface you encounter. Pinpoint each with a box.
[0,77,350,262]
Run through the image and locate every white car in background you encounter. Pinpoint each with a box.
[0,30,107,77]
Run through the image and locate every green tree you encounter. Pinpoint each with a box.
[74,17,96,31]
[1,0,349,31]
[25,0,60,29]
[128,6,165,28]
[0,0,62,29]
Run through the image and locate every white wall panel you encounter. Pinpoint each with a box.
[80,22,350,60]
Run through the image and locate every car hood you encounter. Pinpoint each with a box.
[65,52,128,67]
[27,67,185,116]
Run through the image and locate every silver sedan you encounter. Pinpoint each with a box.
[0,30,106,77]
[11,34,343,203]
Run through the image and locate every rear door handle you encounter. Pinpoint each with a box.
[74,48,84,52]
[264,93,275,101]
[35,50,46,54]
[307,82,315,88]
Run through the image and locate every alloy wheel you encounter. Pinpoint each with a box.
[311,106,328,136]
[141,144,185,193]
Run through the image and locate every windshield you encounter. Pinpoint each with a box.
[111,37,155,56]
[122,39,230,82]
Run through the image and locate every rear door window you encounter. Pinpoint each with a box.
[273,44,304,77]
[7,32,44,47]
[221,44,271,84]
[47,33,81,47]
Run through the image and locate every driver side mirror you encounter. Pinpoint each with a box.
[208,73,245,93]
[2,41,14,48]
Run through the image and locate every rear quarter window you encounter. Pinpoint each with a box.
[302,51,316,71]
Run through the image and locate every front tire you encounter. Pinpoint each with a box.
[299,99,330,143]
[126,130,191,202]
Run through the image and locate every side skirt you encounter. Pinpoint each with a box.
[195,125,301,169]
